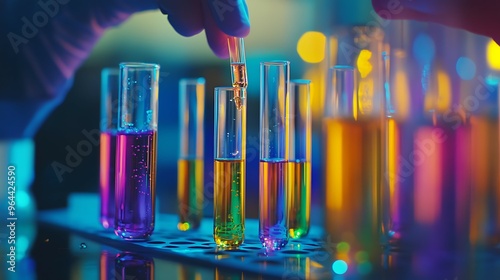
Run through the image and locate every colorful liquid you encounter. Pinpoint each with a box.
[382,115,471,251]
[287,160,311,239]
[114,252,154,280]
[177,158,204,231]
[214,159,245,248]
[100,131,117,229]
[469,115,500,247]
[231,62,247,111]
[231,62,248,88]
[323,118,381,254]
[114,130,157,240]
[259,159,288,249]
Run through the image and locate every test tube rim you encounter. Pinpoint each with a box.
[214,86,247,96]
[180,77,206,86]
[119,62,160,70]
[260,60,290,66]
[331,65,355,72]
[290,79,311,85]
[101,67,119,77]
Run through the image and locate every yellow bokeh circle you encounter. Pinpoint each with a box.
[297,31,326,63]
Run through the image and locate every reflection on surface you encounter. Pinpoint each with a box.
[114,252,154,280]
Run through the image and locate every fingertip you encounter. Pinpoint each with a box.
[207,0,251,37]
[206,33,230,59]
[167,15,204,37]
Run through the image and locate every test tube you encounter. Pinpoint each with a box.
[177,78,205,231]
[324,65,380,259]
[228,37,247,110]
[287,79,311,239]
[259,61,290,249]
[114,62,159,240]
[100,68,119,229]
[213,87,246,249]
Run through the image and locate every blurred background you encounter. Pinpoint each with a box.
[30,0,500,224]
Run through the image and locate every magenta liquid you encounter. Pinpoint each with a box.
[382,116,471,252]
[100,131,117,229]
[114,130,157,240]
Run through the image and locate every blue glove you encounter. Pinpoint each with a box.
[0,0,250,139]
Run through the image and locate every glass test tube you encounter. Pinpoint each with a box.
[287,80,312,239]
[114,62,159,240]
[213,87,246,249]
[259,61,290,249]
[228,37,247,111]
[177,78,205,231]
[100,68,119,229]
[323,66,381,258]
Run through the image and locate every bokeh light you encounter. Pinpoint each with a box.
[336,242,350,253]
[355,251,369,262]
[297,31,326,63]
[413,33,435,65]
[486,39,500,70]
[456,57,476,80]
[332,260,348,275]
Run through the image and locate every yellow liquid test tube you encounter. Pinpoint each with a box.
[228,37,248,110]
[177,78,205,231]
[214,87,247,249]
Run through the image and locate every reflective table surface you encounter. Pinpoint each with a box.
[2,194,500,279]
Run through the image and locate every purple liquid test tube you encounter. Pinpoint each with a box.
[100,68,119,229]
[114,62,160,240]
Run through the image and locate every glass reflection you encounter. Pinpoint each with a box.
[114,252,154,280]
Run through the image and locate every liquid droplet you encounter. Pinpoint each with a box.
[80,243,87,249]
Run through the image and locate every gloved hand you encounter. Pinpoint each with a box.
[0,0,250,139]
[372,0,500,43]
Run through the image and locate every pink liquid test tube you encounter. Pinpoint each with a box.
[100,68,119,229]
[114,62,160,240]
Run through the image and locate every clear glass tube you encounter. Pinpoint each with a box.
[228,37,248,88]
[287,79,311,239]
[323,65,381,259]
[114,252,154,280]
[259,60,289,249]
[177,78,205,231]
[114,62,159,240]
[100,68,119,229]
[228,37,247,112]
[213,87,246,249]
